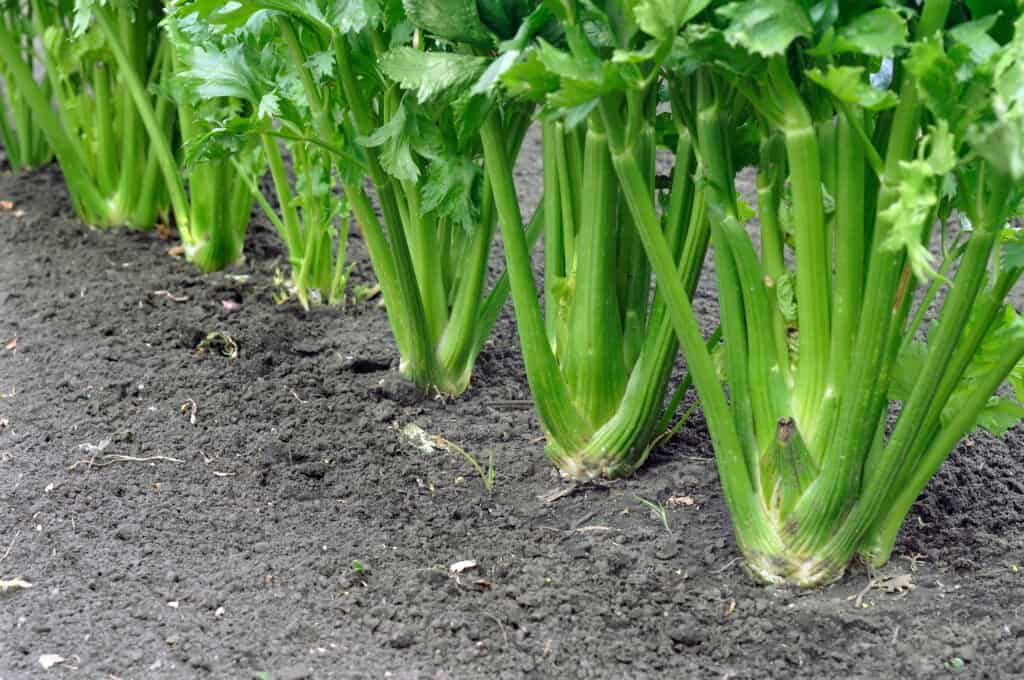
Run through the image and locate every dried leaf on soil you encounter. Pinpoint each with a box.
[195,332,239,359]
[401,423,438,454]
[181,399,198,425]
[0,577,33,593]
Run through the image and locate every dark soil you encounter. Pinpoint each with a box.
[1,148,1024,680]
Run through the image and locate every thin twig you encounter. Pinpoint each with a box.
[713,557,740,574]
[850,578,878,609]
[900,553,928,572]
[570,510,598,530]
[151,290,189,303]
[0,530,20,565]
[67,454,184,471]
[575,525,614,533]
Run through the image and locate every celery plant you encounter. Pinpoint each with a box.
[173,0,542,394]
[0,0,172,227]
[0,2,50,170]
[405,0,718,477]
[484,115,710,478]
[595,0,1024,585]
[252,138,352,308]
[168,14,350,307]
[164,15,266,273]
[0,1,260,271]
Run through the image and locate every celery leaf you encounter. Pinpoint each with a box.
[633,0,711,41]
[880,160,940,281]
[806,65,898,111]
[811,8,908,58]
[402,0,493,44]
[974,397,1024,436]
[717,0,812,58]
[500,49,560,101]
[379,48,489,103]
[357,104,419,181]
[945,305,1024,435]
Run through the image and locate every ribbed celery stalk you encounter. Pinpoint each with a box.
[481,81,711,478]
[0,7,50,170]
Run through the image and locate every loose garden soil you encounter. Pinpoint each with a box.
[1,138,1024,679]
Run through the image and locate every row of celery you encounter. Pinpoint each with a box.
[3,0,1024,587]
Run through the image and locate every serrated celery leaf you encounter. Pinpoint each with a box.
[717,0,812,58]
[880,123,957,281]
[880,160,941,281]
[402,0,493,44]
[472,50,521,96]
[949,15,1002,65]
[182,46,265,103]
[809,8,908,58]
[1001,228,1024,271]
[500,49,560,101]
[421,156,480,231]
[905,37,963,124]
[633,0,711,41]
[668,24,760,75]
[967,17,1024,180]
[973,397,1024,436]
[533,40,626,109]
[379,48,488,103]
[356,104,419,181]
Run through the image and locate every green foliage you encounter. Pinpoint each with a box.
[810,8,908,58]
[16,0,173,228]
[402,0,492,44]
[378,48,489,103]
[806,66,898,111]
[946,305,1024,436]
[633,0,711,41]
[179,46,268,103]
[968,17,1024,180]
[717,0,812,57]
[358,103,421,181]
[0,2,51,170]
[879,122,958,281]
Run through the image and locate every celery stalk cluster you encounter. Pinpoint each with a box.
[0,0,261,272]
[406,0,1024,584]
